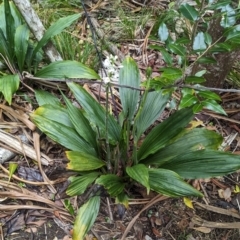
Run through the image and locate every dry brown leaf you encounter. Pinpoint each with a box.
[192,226,212,233]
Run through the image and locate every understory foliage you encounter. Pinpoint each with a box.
[31,57,240,240]
[0,0,96,104]
[2,0,240,239]
[150,0,240,111]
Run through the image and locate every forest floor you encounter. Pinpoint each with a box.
[1,0,240,240]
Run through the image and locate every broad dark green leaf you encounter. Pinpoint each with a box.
[66,151,105,171]
[73,196,100,240]
[119,57,140,121]
[142,128,223,165]
[161,67,182,81]
[135,91,170,140]
[0,29,11,61]
[179,94,198,108]
[30,114,96,155]
[209,42,232,53]
[185,76,206,84]
[96,174,125,197]
[202,99,226,115]
[197,90,221,101]
[67,172,99,196]
[63,94,97,150]
[67,82,121,143]
[175,37,191,44]
[149,168,202,197]
[126,164,150,193]
[158,23,169,42]
[14,24,30,72]
[179,4,199,21]
[35,60,100,80]
[168,43,186,56]
[137,108,194,160]
[35,90,62,106]
[197,57,217,64]
[116,192,129,208]
[193,32,207,50]
[161,149,240,179]
[33,13,81,58]
[0,74,20,105]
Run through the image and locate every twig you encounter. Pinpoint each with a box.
[121,195,169,240]
[106,197,114,223]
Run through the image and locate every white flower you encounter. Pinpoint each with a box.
[102,76,111,84]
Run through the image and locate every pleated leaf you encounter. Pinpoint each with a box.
[4,0,15,59]
[31,114,96,156]
[96,174,125,197]
[32,104,73,128]
[33,13,81,58]
[68,82,121,143]
[67,172,99,196]
[73,196,100,240]
[135,91,170,140]
[161,149,240,179]
[119,57,140,121]
[66,151,105,171]
[142,128,223,165]
[14,24,30,72]
[0,74,20,105]
[35,90,62,107]
[126,164,150,194]
[62,93,97,150]
[137,108,194,160]
[149,168,202,197]
[35,60,100,80]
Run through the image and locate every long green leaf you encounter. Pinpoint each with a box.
[126,164,150,194]
[137,108,194,160]
[179,3,199,21]
[135,91,170,140]
[142,128,223,165]
[33,13,81,58]
[149,168,202,197]
[67,172,99,196]
[35,90,62,106]
[0,28,11,63]
[66,151,105,171]
[0,74,20,105]
[95,174,125,197]
[33,104,74,128]
[30,114,96,155]
[35,60,100,80]
[119,57,140,121]
[4,0,15,59]
[68,82,121,143]
[62,93,97,150]
[14,24,30,72]
[73,196,100,240]
[161,149,240,179]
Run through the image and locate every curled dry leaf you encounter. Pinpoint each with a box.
[218,188,232,202]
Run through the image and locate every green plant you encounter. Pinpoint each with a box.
[149,0,240,112]
[31,57,240,240]
[0,0,96,104]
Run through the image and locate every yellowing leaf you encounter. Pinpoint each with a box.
[188,120,204,129]
[234,185,240,193]
[183,197,194,209]
[8,162,18,182]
